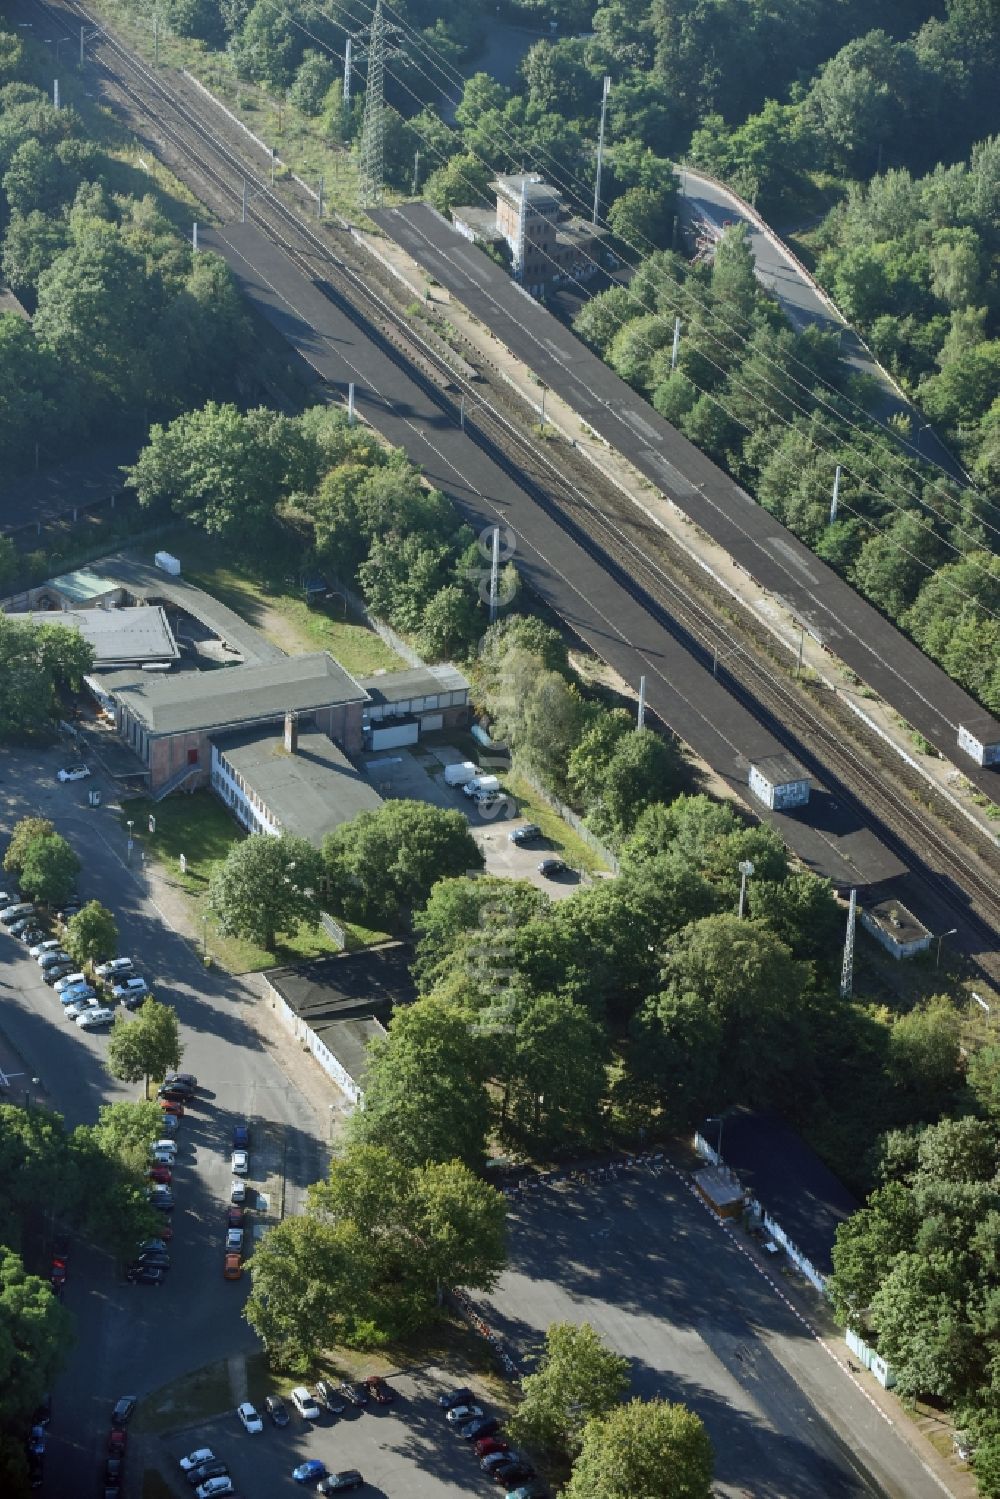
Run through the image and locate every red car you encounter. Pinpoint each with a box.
[364,1376,394,1405]
[49,1255,68,1289]
[159,1098,183,1117]
[107,1429,126,1455]
[146,1164,172,1185]
[227,1206,245,1228]
[475,1437,508,1458]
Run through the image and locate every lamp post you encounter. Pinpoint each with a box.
[935,928,957,969]
[706,1114,724,1162]
[737,859,755,919]
[201,914,208,959]
[126,818,134,865]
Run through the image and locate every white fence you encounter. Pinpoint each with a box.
[847,1327,896,1389]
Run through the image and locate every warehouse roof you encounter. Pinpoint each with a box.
[97,652,368,736]
[704,1109,858,1276]
[5,606,178,667]
[267,943,415,1026]
[358,662,470,705]
[213,722,382,845]
[44,567,122,606]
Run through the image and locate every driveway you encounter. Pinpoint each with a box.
[0,737,329,1499]
[361,746,581,900]
[676,167,964,480]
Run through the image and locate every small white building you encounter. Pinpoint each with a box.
[958,716,1000,768]
[860,899,932,960]
[748,752,811,811]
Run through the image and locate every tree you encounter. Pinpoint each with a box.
[349,996,492,1169]
[424,152,492,216]
[3,816,55,874]
[289,48,334,115]
[885,998,961,1124]
[418,584,479,660]
[588,729,686,841]
[87,1100,165,1175]
[18,831,80,907]
[500,991,609,1151]
[711,222,757,320]
[209,833,323,951]
[126,403,315,547]
[63,900,118,966]
[607,184,676,252]
[0,616,93,739]
[0,1245,73,1446]
[247,1145,507,1362]
[508,1322,630,1459]
[323,802,483,930]
[105,998,182,1096]
[565,1397,714,1499]
[413,875,549,990]
[1,208,70,298]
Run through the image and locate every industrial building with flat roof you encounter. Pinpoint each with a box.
[211,716,383,846]
[5,606,179,669]
[263,943,415,1103]
[96,652,369,796]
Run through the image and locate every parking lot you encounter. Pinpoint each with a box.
[156,1368,505,1498]
[360,746,582,902]
[467,1169,944,1499]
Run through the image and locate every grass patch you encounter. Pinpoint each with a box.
[133,1358,236,1434]
[141,1473,176,1499]
[155,527,405,675]
[340,919,394,951]
[121,791,340,973]
[506,775,611,876]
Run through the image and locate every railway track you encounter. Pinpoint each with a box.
[31,0,1000,971]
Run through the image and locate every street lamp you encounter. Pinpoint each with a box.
[201,914,208,959]
[737,859,755,919]
[935,928,957,969]
[706,1114,724,1161]
[126,818,135,865]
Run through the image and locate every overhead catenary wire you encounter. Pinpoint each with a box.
[286,7,1000,623]
[335,0,1000,525]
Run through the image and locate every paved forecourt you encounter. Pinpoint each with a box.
[471,1167,948,1499]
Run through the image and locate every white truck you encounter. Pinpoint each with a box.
[444,761,479,788]
[463,774,500,798]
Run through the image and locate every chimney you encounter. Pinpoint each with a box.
[284,712,298,754]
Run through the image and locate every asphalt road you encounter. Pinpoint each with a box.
[472,1170,948,1499]
[675,167,964,481]
[0,740,327,1499]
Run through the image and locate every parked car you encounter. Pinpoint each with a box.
[31,939,63,958]
[159,1113,179,1135]
[338,1382,368,1408]
[315,1380,346,1415]
[364,1376,393,1405]
[223,1252,242,1280]
[508,824,542,845]
[0,903,34,925]
[491,1460,535,1484]
[60,983,96,1005]
[237,1401,263,1434]
[194,1479,233,1499]
[232,1122,250,1149]
[157,1087,188,1105]
[147,1163,172,1184]
[55,899,82,923]
[160,1098,185,1117]
[54,972,87,993]
[151,1147,177,1165]
[475,1437,509,1458]
[227,1206,244,1229]
[112,977,148,1004]
[264,1395,289,1428]
[136,1249,170,1267]
[484,1450,520,1474]
[39,952,73,973]
[289,1387,321,1421]
[462,1416,500,1440]
[139,1237,171,1254]
[505,1485,548,1499]
[107,1428,127,1455]
[317,1475,365,1494]
[11,917,42,938]
[187,1459,229,1487]
[230,1179,247,1204]
[64,996,99,1020]
[179,1448,215,1472]
[111,1397,136,1427]
[225,1228,243,1252]
[292,1460,326,1484]
[126,1264,165,1285]
[438,1387,475,1410]
[231,1149,248,1175]
[95,958,134,980]
[43,963,76,985]
[146,1188,174,1211]
[537,857,566,877]
[163,1072,198,1093]
[77,1006,116,1029]
[57,765,91,782]
[446,1404,483,1426]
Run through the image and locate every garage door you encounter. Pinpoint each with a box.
[371,721,419,750]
